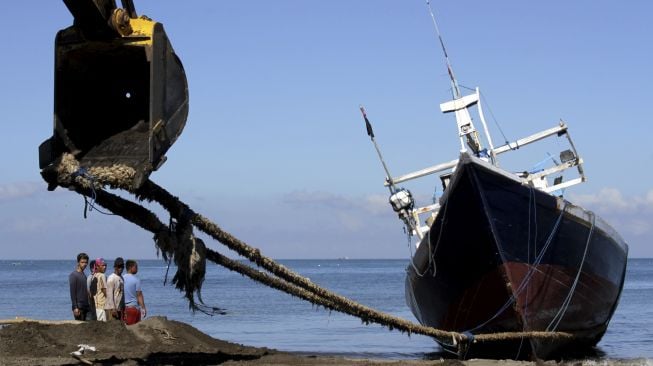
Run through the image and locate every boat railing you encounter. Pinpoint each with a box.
[385,119,586,240]
[386,121,585,191]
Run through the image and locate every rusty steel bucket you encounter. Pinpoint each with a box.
[40,0,188,190]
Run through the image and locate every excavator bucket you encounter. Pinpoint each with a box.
[39,0,188,190]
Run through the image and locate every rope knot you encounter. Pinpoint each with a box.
[71,167,89,179]
[462,331,475,343]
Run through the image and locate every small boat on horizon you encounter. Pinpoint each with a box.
[360,6,628,360]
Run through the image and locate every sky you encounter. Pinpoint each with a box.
[1,1,652,259]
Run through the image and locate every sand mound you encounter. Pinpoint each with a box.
[0,316,270,365]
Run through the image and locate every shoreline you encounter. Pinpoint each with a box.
[0,317,649,366]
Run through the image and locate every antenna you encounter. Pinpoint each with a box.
[425,1,461,99]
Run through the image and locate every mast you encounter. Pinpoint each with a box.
[426,1,484,156]
[359,106,421,239]
[359,106,397,194]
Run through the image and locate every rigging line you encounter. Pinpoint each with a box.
[530,153,558,173]
[422,183,441,276]
[479,91,511,144]
[514,337,526,361]
[532,187,538,261]
[461,341,472,360]
[409,196,450,278]
[409,200,444,278]
[525,186,534,323]
[519,186,538,355]
[82,195,116,217]
[546,151,561,166]
[73,170,115,218]
[528,186,532,265]
[465,202,567,333]
[408,226,431,277]
[525,186,533,328]
[528,187,539,326]
[430,199,450,277]
[546,212,595,332]
[432,184,438,204]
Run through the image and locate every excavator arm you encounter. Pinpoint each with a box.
[40,0,188,190]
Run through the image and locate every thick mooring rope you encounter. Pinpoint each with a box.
[45,154,575,349]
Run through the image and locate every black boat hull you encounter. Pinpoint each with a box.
[405,154,628,359]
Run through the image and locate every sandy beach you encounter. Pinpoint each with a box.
[0,316,646,366]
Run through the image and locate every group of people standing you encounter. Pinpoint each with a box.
[68,252,146,325]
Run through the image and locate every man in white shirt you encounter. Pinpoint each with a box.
[92,258,108,321]
[105,257,125,321]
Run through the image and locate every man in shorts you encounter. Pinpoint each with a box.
[123,259,146,325]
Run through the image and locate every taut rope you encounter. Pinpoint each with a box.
[43,154,575,354]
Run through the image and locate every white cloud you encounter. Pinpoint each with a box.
[0,181,44,201]
[626,219,651,236]
[10,216,52,233]
[282,190,392,216]
[645,189,653,206]
[569,187,653,257]
[282,190,355,210]
[336,211,365,231]
[569,187,633,213]
[363,194,390,215]
[569,187,653,214]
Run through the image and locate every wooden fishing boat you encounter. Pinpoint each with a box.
[360,7,628,360]
[404,150,628,359]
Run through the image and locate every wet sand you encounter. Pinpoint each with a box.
[0,317,644,365]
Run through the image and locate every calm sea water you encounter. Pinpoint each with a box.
[0,258,651,361]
